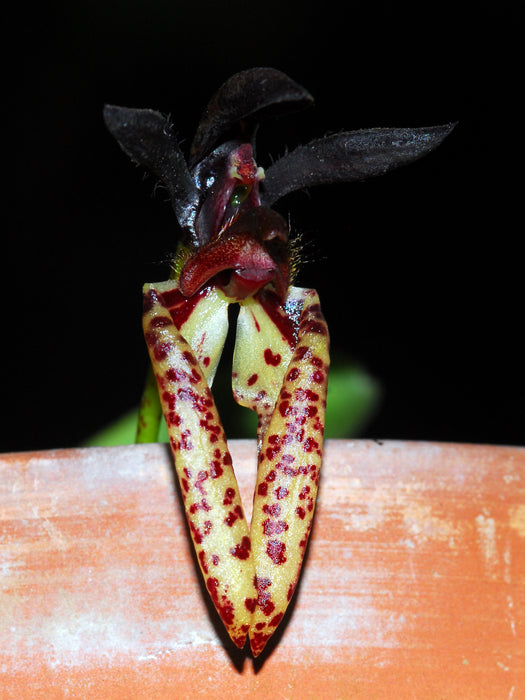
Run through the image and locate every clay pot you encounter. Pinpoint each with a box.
[1,440,523,698]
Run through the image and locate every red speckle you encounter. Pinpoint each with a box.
[225,505,242,527]
[223,453,232,465]
[189,368,201,384]
[301,320,327,335]
[257,482,268,496]
[251,311,261,333]
[267,540,286,565]
[304,405,318,418]
[231,536,251,560]
[293,345,309,361]
[310,355,323,367]
[299,485,311,500]
[282,464,298,477]
[295,388,319,402]
[179,430,193,451]
[269,612,284,628]
[266,470,277,482]
[182,349,197,365]
[251,631,271,655]
[181,478,189,492]
[223,487,235,505]
[265,445,280,461]
[257,290,297,347]
[211,554,220,566]
[206,577,219,604]
[220,602,235,626]
[260,597,275,616]
[303,437,319,453]
[144,331,156,347]
[189,520,207,544]
[311,370,325,384]
[255,575,276,616]
[263,519,289,536]
[202,356,210,367]
[198,550,208,574]
[195,470,208,494]
[189,499,211,513]
[162,390,176,410]
[143,289,157,312]
[274,486,289,500]
[247,373,258,386]
[295,506,306,519]
[255,576,271,591]
[210,461,223,479]
[293,429,305,445]
[167,412,181,426]
[263,503,281,517]
[268,434,280,444]
[264,348,281,366]
[154,342,172,361]
[278,400,290,417]
[287,367,300,382]
[287,582,295,601]
[233,634,246,648]
[245,598,257,613]
[255,622,266,631]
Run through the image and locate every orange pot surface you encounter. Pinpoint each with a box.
[1,440,524,698]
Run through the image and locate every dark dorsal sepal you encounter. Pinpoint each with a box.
[103,105,200,244]
[261,123,457,207]
[188,67,314,170]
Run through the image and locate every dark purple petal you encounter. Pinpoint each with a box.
[188,67,313,169]
[103,105,200,243]
[261,123,457,206]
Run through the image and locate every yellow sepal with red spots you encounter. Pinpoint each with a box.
[142,282,257,648]
[232,289,306,445]
[233,287,330,656]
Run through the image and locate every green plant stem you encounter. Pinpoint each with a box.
[135,364,163,443]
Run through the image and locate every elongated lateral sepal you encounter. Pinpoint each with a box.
[143,283,257,648]
[232,287,329,656]
[233,288,306,445]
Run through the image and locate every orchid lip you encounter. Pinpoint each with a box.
[235,267,276,282]
[178,211,290,300]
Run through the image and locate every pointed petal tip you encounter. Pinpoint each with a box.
[102,103,133,127]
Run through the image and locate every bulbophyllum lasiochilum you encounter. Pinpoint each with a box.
[104,67,455,656]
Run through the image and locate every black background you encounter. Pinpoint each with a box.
[6,2,522,452]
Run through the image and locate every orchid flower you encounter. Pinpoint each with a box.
[104,67,454,655]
